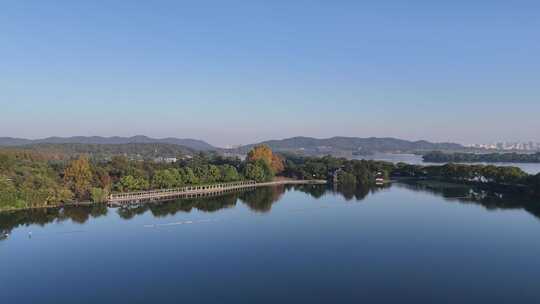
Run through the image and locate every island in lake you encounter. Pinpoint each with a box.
[423,151,540,163]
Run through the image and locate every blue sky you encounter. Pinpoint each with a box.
[1,1,539,146]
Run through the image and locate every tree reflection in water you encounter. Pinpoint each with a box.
[396,180,540,219]
[0,204,108,239]
[117,193,240,219]
[2,182,539,240]
[239,184,285,212]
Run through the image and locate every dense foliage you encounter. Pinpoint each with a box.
[246,145,285,174]
[281,154,540,195]
[282,154,393,184]
[2,147,540,211]
[244,159,274,182]
[423,151,540,163]
[0,149,246,210]
[392,162,528,183]
[11,143,194,161]
[0,150,73,210]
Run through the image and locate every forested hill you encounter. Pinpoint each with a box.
[0,136,215,151]
[233,136,465,155]
[2,143,195,160]
[0,135,467,156]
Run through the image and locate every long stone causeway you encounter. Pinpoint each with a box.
[108,179,327,206]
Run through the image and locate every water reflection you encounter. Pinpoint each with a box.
[118,185,287,218]
[396,180,540,220]
[0,186,291,237]
[117,192,240,219]
[0,204,108,240]
[239,184,285,213]
[1,182,539,239]
[293,183,390,201]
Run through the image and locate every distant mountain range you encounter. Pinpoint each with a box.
[0,135,215,151]
[0,135,468,156]
[231,136,466,155]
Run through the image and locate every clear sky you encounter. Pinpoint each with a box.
[1,1,539,147]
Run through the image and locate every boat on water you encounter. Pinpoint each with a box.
[375,172,385,186]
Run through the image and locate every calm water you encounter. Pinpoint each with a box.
[358,153,540,174]
[1,184,540,303]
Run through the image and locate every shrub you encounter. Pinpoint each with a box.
[90,187,109,203]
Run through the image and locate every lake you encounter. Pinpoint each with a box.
[1,184,540,303]
[358,153,540,174]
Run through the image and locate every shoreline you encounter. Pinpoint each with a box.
[0,179,328,213]
[108,179,328,205]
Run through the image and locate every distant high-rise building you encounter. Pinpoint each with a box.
[469,141,540,151]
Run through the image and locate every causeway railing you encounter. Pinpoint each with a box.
[108,180,257,203]
[108,179,327,205]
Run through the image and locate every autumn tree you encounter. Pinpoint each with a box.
[64,156,93,199]
[271,154,285,174]
[247,145,273,164]
[246,145,284,174]
[93,166,112,190]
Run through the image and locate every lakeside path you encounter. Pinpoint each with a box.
[0,179,328,213]
[108,179,328,206]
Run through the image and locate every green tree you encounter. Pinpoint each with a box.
[207,165,221,182]
[0,175,23,209]
[90,187,109,203]
[118,175,149,192]
[220,165,240,182]
[181,167,199,184]
[56,187,74,203]
[110,155,129,177]
[529,173,540,195]
[338,172,357,186]
[153,169,177,189]
[245,159,274,182]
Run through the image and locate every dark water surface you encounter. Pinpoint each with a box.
[1,184,540,303]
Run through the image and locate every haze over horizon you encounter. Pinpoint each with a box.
[2,1,539,146]
[1,134,536,150]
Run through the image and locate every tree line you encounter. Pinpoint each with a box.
[0,145,283,210]
[2,146,539,211]
[423,151,540,163]
[0,185,291,238]
[280,154,540,195]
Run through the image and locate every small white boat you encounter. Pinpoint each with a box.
[375,172,385,186]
